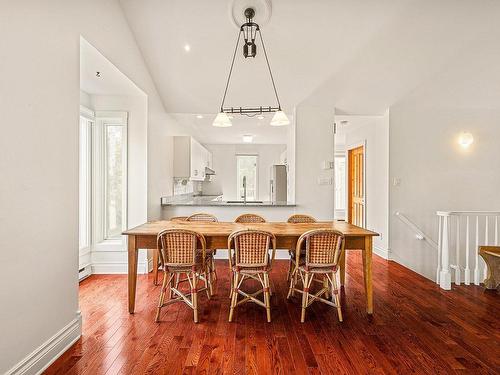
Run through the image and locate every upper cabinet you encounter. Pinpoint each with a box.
[173,136,212,181]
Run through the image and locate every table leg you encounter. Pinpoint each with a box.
[128,235,138,314]
[339,250,346,286]
[362,236,373,314]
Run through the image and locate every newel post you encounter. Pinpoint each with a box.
[439,213,452,290]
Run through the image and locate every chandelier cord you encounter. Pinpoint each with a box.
[220,30,242,111]
[258,30,281,110]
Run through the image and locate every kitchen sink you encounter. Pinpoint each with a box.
[225,200,264,204]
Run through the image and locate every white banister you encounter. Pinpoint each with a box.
[439,213,451,289]
[437,210,500,289]
[464,216,470,285]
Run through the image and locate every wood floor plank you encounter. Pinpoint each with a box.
[44,255,500,375]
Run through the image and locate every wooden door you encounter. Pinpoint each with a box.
[348,145,365,227]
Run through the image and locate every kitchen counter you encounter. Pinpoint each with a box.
[161,195,296,207]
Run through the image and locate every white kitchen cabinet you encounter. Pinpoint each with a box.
[173,136,211,181]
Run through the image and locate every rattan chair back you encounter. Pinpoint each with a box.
[157,229,206,268]
[228,230,276,268]
[187,213,218,222]
[297,229,344,268]
[234,213,266,223]
[287,214,317,223]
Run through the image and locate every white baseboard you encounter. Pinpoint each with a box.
[373,245,390,260]
[214,249,291,260]
[92,261,149,274]
[6,312,82,375]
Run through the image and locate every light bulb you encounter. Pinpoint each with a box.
[458,132,473,148]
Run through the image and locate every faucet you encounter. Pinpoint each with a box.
[242,176,247,204]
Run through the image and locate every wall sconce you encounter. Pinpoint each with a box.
[458,132,474,148]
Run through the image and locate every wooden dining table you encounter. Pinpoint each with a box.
[123,220,379,315]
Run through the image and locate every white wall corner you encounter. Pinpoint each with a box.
[6,312,82,375]
[373,245,390,260]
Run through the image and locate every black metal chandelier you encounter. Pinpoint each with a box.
[213,7,289,127]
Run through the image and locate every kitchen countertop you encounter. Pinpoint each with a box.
[161,195,296,207]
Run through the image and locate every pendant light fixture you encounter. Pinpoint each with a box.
[213,7,289,127]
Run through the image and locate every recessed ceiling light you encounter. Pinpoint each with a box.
[242,134,253,143]
[196,114,203,119]
[184,44,191,52]
[257,115,264,120]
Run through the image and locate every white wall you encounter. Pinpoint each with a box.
[389,33,500,280]
[203,144,286,201]
[343,114,390,257]
[294,104,335,220]
[0,1,179,373]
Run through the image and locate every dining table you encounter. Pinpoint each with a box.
[123,220,379,315]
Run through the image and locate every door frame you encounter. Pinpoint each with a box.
[346,140,367,227]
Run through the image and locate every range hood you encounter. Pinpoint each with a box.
[205,166,216,176]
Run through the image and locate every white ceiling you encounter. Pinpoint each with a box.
[116,0,500,120]
[80,37,145,97]
[119,0,415,114]
[170,112,290,144]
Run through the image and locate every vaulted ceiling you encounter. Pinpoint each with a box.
[119,0,500,116]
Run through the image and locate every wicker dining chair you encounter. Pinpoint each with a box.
[155,229,212,323]
[286,214,317,281]
[228,229,276,322]
[234,213,267,223]
[153,216,189,285]
[287,229,345,322]
[187,213,219,282]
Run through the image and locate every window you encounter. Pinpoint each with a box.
[334,156,346,210]
[236,155,258,201]
[92,112,128,243]
[104,125,124,239]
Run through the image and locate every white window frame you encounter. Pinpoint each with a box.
[92,111,128,251]
[236,154,259,200]
[79,106,94,268]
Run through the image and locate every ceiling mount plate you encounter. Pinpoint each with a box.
[229,0,272,29]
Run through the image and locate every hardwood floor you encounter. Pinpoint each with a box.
[44,252,500,374]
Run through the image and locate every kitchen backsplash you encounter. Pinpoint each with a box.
[173,178,203,196]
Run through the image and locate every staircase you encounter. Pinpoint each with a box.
[436,211,500,290]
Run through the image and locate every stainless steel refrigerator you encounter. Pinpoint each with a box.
[270,165,287,202]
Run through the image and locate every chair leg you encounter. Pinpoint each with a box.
[229,270,234,300]
[155,272,169,322]
[153,249,160,286]
[324,276,330,299]
[205,264,213,299]
[287,266,296,299]
[229,272,239,322]
[211,255,217,281]
[301,272,310,323]
[287,258,292,281]
[264,273,272,322]
[331,272,343,322]
[191,272,199,323]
